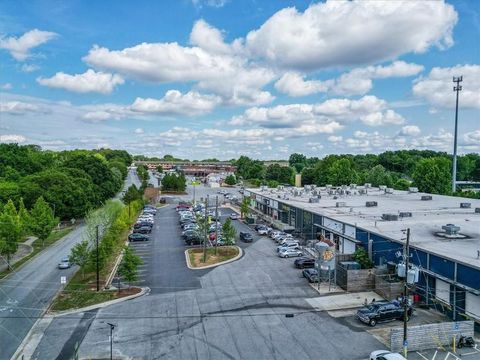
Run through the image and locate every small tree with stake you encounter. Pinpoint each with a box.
[0,200,21,271]
[118,246,142,288]
[240,197,250,219]
[69,240,90,280]
[221,218,236,246]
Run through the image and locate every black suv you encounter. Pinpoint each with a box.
[239,231,253,243]
[128,233,149,242]
[184,233,202,246]
[294,257,315,269]
[356,301,413,327]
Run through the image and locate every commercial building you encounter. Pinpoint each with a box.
[245,185,480,326]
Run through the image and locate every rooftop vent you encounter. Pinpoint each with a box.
[326,184,332,189]
[379,185,387,190]
[460,203,471,208]
[366,201,378,207]
[359,189,367,195]
[382,214,399,221]
[409,187,419,193]
[421,195,433,201]
[309,197,319,203]
[442,224,460,235]
[349,184,357,189]
[336,202,346,207]
[399,212,412,218]
[476,208,480,214]
[364,183,371,188]
[277,185,284,190]
[385,188,394,194]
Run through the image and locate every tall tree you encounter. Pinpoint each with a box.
[0,200,21,270]
[365,165,394,187]
[221,218,237,245]
[30,197,57,247]
[240,197,251,219]
[224,174,236,185]
[289,153,307,173]
[69,240,90,280]
[17,198,32,236]
[118,246,142,287]
[412,157,451,194]
[123,184,142,204]
[327,158,359,186]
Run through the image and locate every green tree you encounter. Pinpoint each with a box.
[221,218,237,245]
[353,247,373,269]
[265,164,295,184]
[412,157,451,194]
[18,198,32,236]
[30,197,57,247]
[123,184,142,204]
[0,200,21,270]
[394,178,411,191]
[156,165,163,173]
[327,158,359,186]
[365,165,394,187]
[118,246,143,287]
[69,240,90,280]
[240,197,250,219]
[224,174,236,185]
[289,153,307,173]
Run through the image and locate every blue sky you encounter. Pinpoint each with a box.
[0,0,478,159]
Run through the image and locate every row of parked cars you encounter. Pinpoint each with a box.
[128,205,157,242]
[257,225,305,258]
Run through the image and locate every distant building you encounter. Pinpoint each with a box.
[136,161,236,178]
[245,184,480,326]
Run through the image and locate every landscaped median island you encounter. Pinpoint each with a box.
[50,199,144,312]
[186,246,241,269]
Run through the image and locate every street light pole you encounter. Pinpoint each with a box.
[96,225,100,292]
[452,76,462,193]
[403,228,410,358]
[107,322,115,359]
[215,196,218,256]
[203,195,208,263]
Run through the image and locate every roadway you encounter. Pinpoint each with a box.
[0,169,141,360]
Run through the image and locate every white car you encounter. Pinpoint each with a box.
[229,213,239,220]
[370,350,406,360]
[276,242,300,252]
[278,248,303,258]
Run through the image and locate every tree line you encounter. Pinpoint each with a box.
[0,144,132,219]
[233,151,480,196]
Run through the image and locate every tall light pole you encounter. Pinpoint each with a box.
[452,76,462,193]
[96,225,101,292]
[403,228,410,358]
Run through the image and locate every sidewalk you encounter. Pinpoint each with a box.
[0,236,37,272]
[306,291,384,312]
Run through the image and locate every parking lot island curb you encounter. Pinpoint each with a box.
[185,246,243,270]
[49,286,150,317]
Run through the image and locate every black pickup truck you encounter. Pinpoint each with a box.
[356,301,413,327]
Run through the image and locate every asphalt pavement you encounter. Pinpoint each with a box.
[30,193,385,359]
[0,169,141,360]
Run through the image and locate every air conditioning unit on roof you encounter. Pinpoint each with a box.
[364,183,371,188]
[379,185,387,190]
[421,195,432,201]
[366,201,378,207]
[336,202,346,207]
[460,203,471,208]
[382,213,398,221]
[309,197,319,203]
[408,187,419,193]
[399,212,412,218]
[385,188,394,194]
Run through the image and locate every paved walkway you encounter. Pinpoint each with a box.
[0,236,37,272]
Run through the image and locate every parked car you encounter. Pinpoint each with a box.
[294,257,315,269]
[254,224,266,231]
[276,242,300,252]
[278,248,303,258]
[257,226,271,235]
[229,213,239,220]
[128,233,149,242]
[134,222,153,229]
[184,234,202,245]
[58,257,71,269]
[302,268,319,282]
[369,350,406,360]
[356,301,413,327]
[278,237,296,245]
[239,231,253,243]
[133,226,152,234]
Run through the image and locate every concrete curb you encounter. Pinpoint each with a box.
[185,246,243,270]
[49,286,150,318]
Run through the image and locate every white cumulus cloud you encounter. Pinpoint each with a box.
[246,0,457,71]
[399,125,421,137]
[0,29,57,61]
[413,64,480,109]
[0,134,27,143]
[37,69,124,94]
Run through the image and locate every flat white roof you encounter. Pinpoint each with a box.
[247,186,480,269]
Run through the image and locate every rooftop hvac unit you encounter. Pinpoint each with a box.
[421,195,433,201]
[379,185,387,190]
[366,201,378,207]
[364,183,371,188]
[309,197,319,203]
[349,184,357,189]
[312,190,318,196]
[277,195,282,199]
[382,213,399,221]
[408,187,419,193]
[476,208,480,214]
[336,202,346,207]
[460,203,471,208]
[385,188,394,194]
[317,195,322,199]
[277,185,284,190]
[326,184,332,189]
[293,190,302,196]
[442,224,460,235]
[399,212,412,218]
[359,189,366,195]
[340,261,361,270]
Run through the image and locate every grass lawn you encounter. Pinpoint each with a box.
[188,246,240,268]
[50,270,140,312]
[0,226,75,279]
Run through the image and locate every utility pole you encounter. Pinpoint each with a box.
[107,322,115,360]
[403,228,410,358]
[203,195,208,263]
[96,225,100,292]
[452,76,462,193]
[215,196,219,256]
